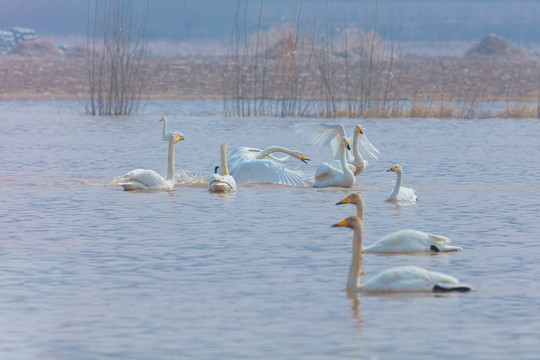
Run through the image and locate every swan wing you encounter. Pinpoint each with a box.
[367,230,434,253]
[296,123,346,159]
[357,133,380,159]
[231,159,305,186]
[399,187,418,201]
[228,147,260,172]
[119,169,169,189]
[361,266,461,293]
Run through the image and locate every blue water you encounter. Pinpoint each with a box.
[1,101,539,359]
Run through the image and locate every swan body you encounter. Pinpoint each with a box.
[386,164,418,201]
[336,193,461,252]
[227,146,309,186]
[209,143,236,193]
[359,265,471,293]
[160,115,183,141]
[118,133,184,191]
[313,136,355,188]
[296,123,379,176]
[332,216,472,293]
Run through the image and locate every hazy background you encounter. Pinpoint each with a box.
[1,0,539,56]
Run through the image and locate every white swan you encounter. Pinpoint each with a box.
[336,193,462,252]
[209,143,236,193]
[313,136,355,188]
[228,146,310,186]
[296,123,379,175]
[332,216,472,293]
[118,133,184,191]
[160,115,183,141]
[386,164,418,201]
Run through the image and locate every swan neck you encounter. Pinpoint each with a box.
[220,144,229,175]
[166,139,176,181]
[347,222,364,292]
[340,141,354,176]
[162,117,168,138]
[393,170,403,193]
[258,146,291,159]
[352,130,363,161]
[356,202,364,220]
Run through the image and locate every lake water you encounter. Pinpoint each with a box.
[1,100,539,359]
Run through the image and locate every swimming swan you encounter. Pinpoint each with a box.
[332,216,472,293]
[386,164,418,201]
[160,115,183,141]
[313,136,355,188]
[118,133,184,191]
[336,193,462,252]
[209,143,236,193]
[296,123,379,175]
[228,146,310,186]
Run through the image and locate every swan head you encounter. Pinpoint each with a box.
[336,193,364,207]
[331,216,362,229]
[291,151,310,164]
[355,125,364,135]
[159,115,167,122]
[170,133,184,143]
[387,164,402,174]
[342,136,351,151]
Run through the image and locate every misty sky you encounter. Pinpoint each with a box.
[0,0,539,45]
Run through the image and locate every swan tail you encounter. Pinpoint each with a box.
[433,284,472,292]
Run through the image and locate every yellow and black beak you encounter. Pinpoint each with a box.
[357,125,364,134]
[335,196,350,205]
[386,166,396,172]
[345,140,351,151]
[300,154,310,164]
[331,219,347,227]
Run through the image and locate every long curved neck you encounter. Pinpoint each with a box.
[340,142,355,177]
[356,201,364,220]
[352,130,363,162]
[392,170,403,195]
[220,144,229,176]
[162,117,168,138]
[347,222,364,292]
[257,146,293,159]
[166,139,176,182]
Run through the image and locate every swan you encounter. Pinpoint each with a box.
[332,216,472,293]
[296,123,379,175]
[313,136,355,188]
[336,193,462,252]
[228,146,310,186]
[386,164,418,201]
[160,115,183,141]
[118,133,184,191]
[209,143,236,193]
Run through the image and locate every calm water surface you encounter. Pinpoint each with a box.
[1,101,539,359]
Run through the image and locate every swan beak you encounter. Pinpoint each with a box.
[336,196,350,205]
[357,126,364,134]
[345,140,351,151]
[331,219,347,227]
[300,154,310,164]
[386,166,396,172]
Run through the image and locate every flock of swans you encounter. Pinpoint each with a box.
[116,116,471,294]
